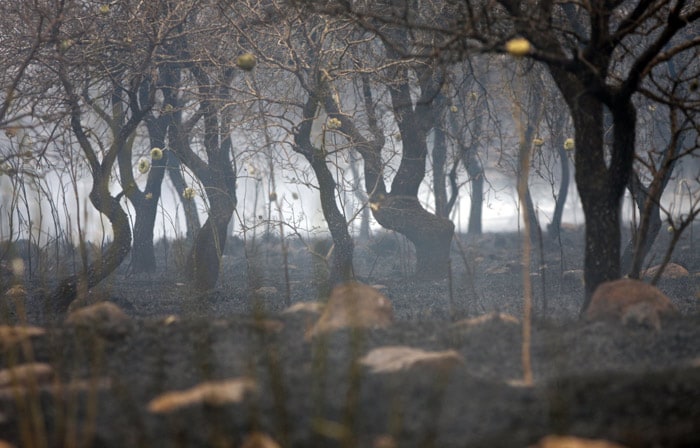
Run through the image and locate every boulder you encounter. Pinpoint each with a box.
[359,346,464,374]
[585,278,677,331]
[241,432,281,448]
[305,282,393,339]
[0,363,53,388]
[642,262,689,279]
[148,377,256,413]
[65,301,131,337]
[0,325,45,351]
[531,435,628,448]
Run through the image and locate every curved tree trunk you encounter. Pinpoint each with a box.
[49,182,131,315]
[622,173,662,276]
[165,150,201,241]
[294,95,355,287]
[547,144,570,240]
[185,185,235,291]
[372,195,454,279]
[307,154,355,285]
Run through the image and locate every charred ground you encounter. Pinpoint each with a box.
[1,227,700,447]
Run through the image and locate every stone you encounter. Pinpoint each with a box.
[531,435,628,448]
[0,363,53,388]
[585,278,677,331]
[305,282,393,339]
[0,325,45,351]
[65,301,131,337]
[452,312,519,329]
[282,301,324,315]
[359,346,464,374]
[642,262,689,279]
[148,377,256,413]
[241,432,281,448]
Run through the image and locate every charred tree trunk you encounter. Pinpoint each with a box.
[128,111,169,274]
[622,173,663,276]
[165,149,201,241]
[432,102,449,218]
[466,163,484,236]
[294,95,355,287]
[623,139,678,277]
[547,143,570,240]
[571,94,636,311]
[372,195,454,279]
[307,153,355,285]
[350,152,371,242]
[185,188,234,291]
[49,181,131,314]
[183,138,237,291]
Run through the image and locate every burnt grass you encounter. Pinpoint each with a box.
[2,227,700,447]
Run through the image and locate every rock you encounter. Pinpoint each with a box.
[305,282,393,339]
[373,435,398,448]
[359,346,464,374]
[585,278,677,331]
[282,301,324,315]
[0,363,53,388]
[147,377,256,414]
[531,435,628,448]
[642,262,689,279]
[65,301,131,337]
[0,325,45,351]
[241,432,281,448]
[254,286,278,299]
[452,312,519,330]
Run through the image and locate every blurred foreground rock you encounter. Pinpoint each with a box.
[65,301,131,337]
[0,325,45,351]
[359,346,464,374]
[147,377,256,414]
[532,435,628,448]
[305,282,393,339]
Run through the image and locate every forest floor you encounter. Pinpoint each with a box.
[2,226,700,448]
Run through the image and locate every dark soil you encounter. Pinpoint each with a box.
[2,228,700,447]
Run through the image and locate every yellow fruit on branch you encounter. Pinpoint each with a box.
[505,38,531,57]
[236,53,256,71]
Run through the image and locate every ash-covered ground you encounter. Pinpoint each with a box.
[2,227,700,447]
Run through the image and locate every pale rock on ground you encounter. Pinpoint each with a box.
[305,282,393,339]
[584,278,678,331]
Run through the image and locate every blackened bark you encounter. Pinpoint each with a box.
[467,164,484,235]
[184,135,237,291]
[432,95,449,218]
[49,184,131,315]
[306,153,355,285]
[186,197,233,291]
[129,113,169,274]
[571,93,616,310]
[622,173,662,276]
[165,148,201,241]
[372,195,454,279]
[547,143,570,240]
[571,93,636,312]
[294,95,355,286]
